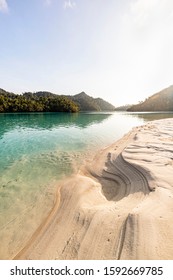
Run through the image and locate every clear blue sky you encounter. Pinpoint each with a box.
[0,0,173,106]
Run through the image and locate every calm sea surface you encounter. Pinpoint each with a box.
[0,111,173,258]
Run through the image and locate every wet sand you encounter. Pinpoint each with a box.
[13,118,173,259]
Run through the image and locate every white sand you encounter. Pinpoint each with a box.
[13,118,173,259]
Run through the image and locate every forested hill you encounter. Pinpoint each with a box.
[0,88,15,97]
[68,92,115,111]
[23,91,57,98]
[128,85,173,112]
[95,97,115,111]
[0,89,79,113]
[0,89,115,112]
[114,104,133,111]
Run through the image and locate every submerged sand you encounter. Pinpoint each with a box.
[13,118,173,259]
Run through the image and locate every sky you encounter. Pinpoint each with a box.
[0,0,173,106]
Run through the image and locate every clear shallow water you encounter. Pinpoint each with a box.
[0,111,173,258]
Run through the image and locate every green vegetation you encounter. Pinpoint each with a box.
[0,89,115,113]
[0,89,79,113]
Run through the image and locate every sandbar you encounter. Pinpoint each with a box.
[13,118,173,259]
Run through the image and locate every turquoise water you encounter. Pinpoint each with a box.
[0,111,173,258]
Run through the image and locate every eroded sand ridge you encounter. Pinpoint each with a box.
[13,119,173,259]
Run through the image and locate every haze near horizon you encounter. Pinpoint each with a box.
[0,0,173,106]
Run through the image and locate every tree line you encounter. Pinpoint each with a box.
[0,92,79,113]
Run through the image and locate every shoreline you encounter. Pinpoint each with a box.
[12,118,173,259]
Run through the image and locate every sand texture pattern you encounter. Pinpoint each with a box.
[13,119,173,260]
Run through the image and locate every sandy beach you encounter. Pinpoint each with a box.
[13,118,173,260]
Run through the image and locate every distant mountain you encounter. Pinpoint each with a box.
[128,85,173,112]
[68,92,115,111]
[0,89,115,112]
[24,91,115,111]
[95,97,115,111]
[114,104,133,111]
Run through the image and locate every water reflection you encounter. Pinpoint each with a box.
[0,112,112,138]
[124,112,173,122]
